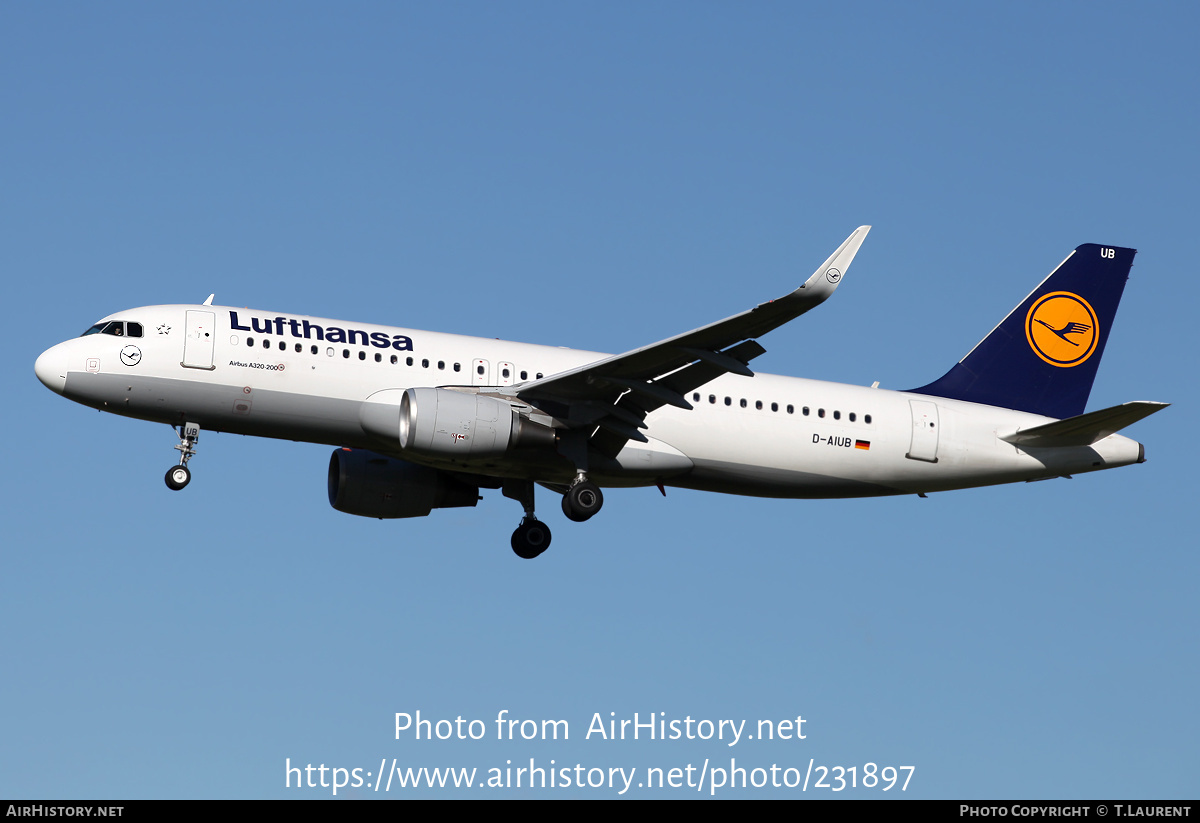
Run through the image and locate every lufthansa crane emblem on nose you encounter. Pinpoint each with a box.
[120,345,142,367]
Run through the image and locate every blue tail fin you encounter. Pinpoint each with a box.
[909,243,1136,419]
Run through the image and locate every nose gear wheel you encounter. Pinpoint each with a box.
[165,422,200,491]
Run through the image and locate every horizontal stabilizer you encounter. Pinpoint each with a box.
[1001,401,1168,448]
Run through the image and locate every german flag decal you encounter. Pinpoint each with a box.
[855,440,871,450]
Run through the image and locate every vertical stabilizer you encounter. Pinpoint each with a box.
[909,244,1135,419]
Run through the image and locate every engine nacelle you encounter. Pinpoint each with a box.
[392,387,555,459]
[327,448,479,519]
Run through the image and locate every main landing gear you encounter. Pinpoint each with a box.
[165,422,200,491]
[504,479,551,559]
[503,468,606,559]
[561,476,604,522]
[512,517,552,560]
[555,433,604,525]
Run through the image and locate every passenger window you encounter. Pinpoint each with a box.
[311,345,318,355]
[818,408,825,418]
[406,357,414,366]
[849,412,856,422]
[438,361,445,370]
[709,395,716,404]
[326,347,334,357]
[520,370,527,380]
[391,354,398,364]
[833,410,840,420]
[343,349,350,358]
[739,398,747,408]
[358,351,366,361]
[423,359,430,368]
[693,393,701,402]
[865,414,872,424]
[724,397,731,406]
[771,402,778,412]
[787,405,794,414]
[456,364,463,373]
[803,406,810,416]
[279,341,286,351]
[247,337,254,347]
[374,353,382,362]
[295,343,302,353]
[755,400,762,410]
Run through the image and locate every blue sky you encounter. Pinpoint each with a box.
[3,2,1195,798]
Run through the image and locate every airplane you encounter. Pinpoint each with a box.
[34,227,1167,558]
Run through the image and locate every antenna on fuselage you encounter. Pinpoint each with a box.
[202,294,214,306]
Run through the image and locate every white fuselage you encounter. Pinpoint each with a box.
[35,303,1146,499]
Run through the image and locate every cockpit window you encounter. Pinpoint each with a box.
[80,321,143,338]
[82,321,122,336]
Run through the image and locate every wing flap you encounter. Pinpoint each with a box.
[590,339,768,457]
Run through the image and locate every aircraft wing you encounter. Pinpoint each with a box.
[516,226,870,455]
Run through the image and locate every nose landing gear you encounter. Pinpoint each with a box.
[165,422,200,491]
[165,464,191,490]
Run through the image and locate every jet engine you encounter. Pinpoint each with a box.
[327,448,479,519]
[370,387,556,459]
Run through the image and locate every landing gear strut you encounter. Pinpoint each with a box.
[504,480,551,559]
[556,432,605,523]
[165,422,200,491]
[562,475,604,522]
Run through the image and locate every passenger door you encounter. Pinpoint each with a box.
[182,310,216,370]
[906,399,940,463]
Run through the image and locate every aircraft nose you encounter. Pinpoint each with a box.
[35,344,69,395]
